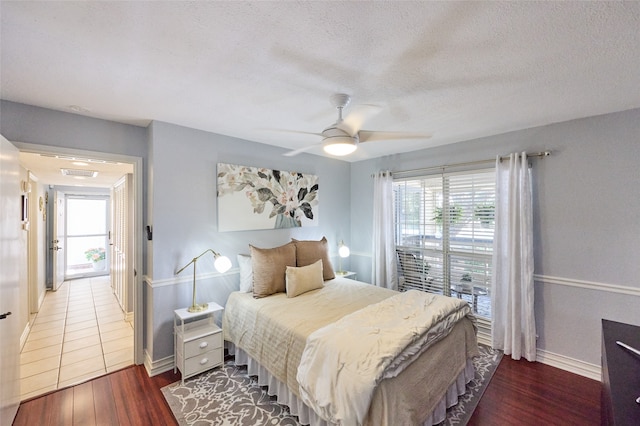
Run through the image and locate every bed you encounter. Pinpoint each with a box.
[223,240,478,426]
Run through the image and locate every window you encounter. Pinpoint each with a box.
[65,196,110,277]
[393,169,495,319]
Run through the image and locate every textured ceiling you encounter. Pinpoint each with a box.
[2,1,639,162]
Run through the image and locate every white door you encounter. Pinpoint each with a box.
[0,135,21,425]
[52,190,65,290]
[111,174,134,316]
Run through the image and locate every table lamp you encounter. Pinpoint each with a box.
[336,240,350,275]
[176,248,232,312]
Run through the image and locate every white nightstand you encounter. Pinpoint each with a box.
[336,271,357,280]
[174,302,224,384]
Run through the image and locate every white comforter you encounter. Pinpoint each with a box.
[296,290,474,426]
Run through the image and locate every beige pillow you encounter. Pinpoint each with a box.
[286,259,324,298]
[292,237,336,280]
[250,242,296,298]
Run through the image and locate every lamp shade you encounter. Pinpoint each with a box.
[338,243,350,258]
[336,240,350,275]
[214,254,232,273]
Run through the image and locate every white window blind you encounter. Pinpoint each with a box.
[393,169,495,318]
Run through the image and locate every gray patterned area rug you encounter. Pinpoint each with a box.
[161,344,502,426]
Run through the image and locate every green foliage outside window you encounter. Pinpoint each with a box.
[432,205,463,225]
[474,204,495,226]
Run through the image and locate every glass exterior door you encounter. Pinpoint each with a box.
[65,196,109,278]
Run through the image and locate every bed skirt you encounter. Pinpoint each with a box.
[227,342,475,426]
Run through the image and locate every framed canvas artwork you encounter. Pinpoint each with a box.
[217,163,319,231]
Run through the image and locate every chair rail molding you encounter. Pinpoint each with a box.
[143,268,239,289]
[534,274,640,297]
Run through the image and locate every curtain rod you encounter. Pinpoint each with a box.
[383,150,551,178]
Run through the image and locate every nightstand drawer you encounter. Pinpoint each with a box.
[184,347,223,376]
[184,332,222,358]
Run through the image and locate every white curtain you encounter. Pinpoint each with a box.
[491,152,536,361]
[372,171,397,290]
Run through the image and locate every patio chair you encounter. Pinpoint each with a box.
[396,250,441,294]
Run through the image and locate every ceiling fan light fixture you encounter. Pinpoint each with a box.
[322,136,358,156]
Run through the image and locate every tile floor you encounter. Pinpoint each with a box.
[19,275,134,401]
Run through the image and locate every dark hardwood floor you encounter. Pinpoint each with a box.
[13,357,600,425]
[13,366,180,426]
[469,357,601,425]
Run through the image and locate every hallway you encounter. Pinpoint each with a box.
[19,276,133,401]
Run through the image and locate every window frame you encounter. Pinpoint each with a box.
[393,166,495,320]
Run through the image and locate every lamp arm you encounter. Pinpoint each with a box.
[175,249,222,275]
[175,248,225,313]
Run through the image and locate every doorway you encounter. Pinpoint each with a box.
[64,194,110,279]
[16,144,143,400]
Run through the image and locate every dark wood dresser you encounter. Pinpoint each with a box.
[601,319,640,425]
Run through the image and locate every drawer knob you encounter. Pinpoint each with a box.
[200,358,208,365]
[199,342,208,349]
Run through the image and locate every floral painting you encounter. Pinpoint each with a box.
[217,163,319,231]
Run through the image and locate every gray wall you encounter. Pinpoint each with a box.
[1,101,147,356]
[350,108,640,367]
[3,99,639,372]
[0,101,352,364]
[144,120,351,361]
[0,101,147,159]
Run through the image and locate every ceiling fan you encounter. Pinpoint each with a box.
[283,93,430,157]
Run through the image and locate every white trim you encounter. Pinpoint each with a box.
[37,289,46,311]
[13,142,146,366]
[534,274,640,296]
[133,155,143,366]
[477,337,601,380]
[144,350,175,377]
[351,251,372,259]
[143,268,239,288]
[125,311,134,323]
[347,259,638,297]
[20,323,32,351]
[535,348,601,381]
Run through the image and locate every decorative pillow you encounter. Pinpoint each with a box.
[291,237,336,280]
[286,260,324,298]
[237,254,253,293]
[250,242,296,298]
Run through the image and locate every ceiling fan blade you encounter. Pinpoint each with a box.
[283,143,322,157]
[338,104,383,136]
[261,128,323,138]
[358,131,432,143]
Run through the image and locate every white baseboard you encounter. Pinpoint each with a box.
[477,330,600,381]
[536,348,601,381]
[20,323,32,351]
[144,350,175,377]
[125,311,134,323]
[38,289,46,310]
